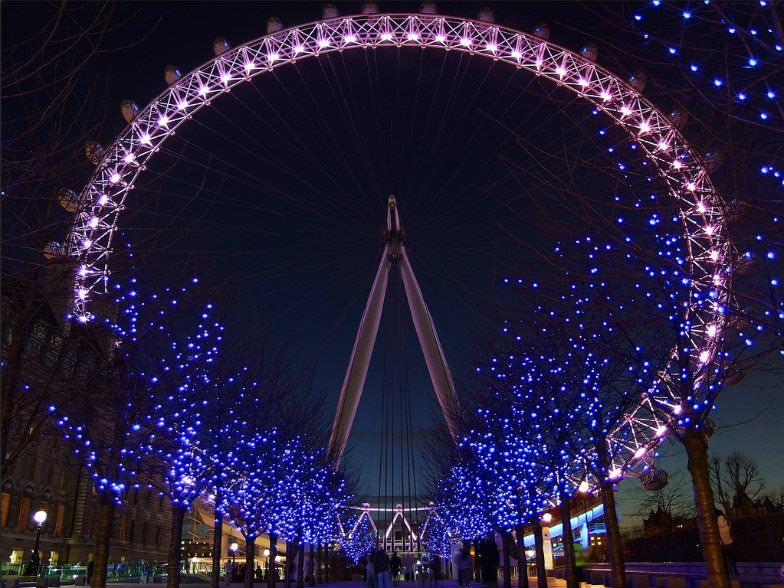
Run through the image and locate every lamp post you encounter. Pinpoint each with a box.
[230,542,238,580]
[27,510,48,577]
[578,481,591,544]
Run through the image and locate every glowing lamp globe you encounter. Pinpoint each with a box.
[542,512,552,523]
[33,510,47,526]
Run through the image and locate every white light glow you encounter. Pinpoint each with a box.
[609,468,622,480]
[381,33,393,41]
[535,59,543,68]
[78,315,89,323]
[460,37,472,46]
[542,513,552,523]
[686,182,696,191]
[344,34,357,43]
[178,100,189,110]
[600,90,612,101]
[220,74,231,84]
[699,350,710,363]
[555,66,567,77]
[294,45,305,54]
[198,86,208,96]
[673,405,682,415]
[511,50,522,59]
[157,115,169,127]
[486,43,497,53]
[638,121,651,134]
[578,78,589,87]
[98,194,108,205]
[78,288,88,299]
[620,105,632,117]
[657,140,669,151]
[709,250,720,261]
[267,53,279,63]
[89,217,99,228]
[110,173,121,184]
[82,239,92,248]
[140,134,152,146]
[435,35,446,43]
[706,324,717,338]
[704,225,715,235]
[244,62,254,73]
[79,266,88,277]
[578,481,590,493]
[655,425,667,437]
[123,153,136,163]
[407,33,420,41]
[634,447,647,459]
[318,39,330,48]
[697,201,707,213]
[673,160,683,169]
[712,274,722,286]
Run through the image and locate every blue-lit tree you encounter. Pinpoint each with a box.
[340,510,376,565]
[52,276,217,588]
[422,507,451,558]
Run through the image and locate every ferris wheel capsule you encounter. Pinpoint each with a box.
[43,242,63,259]
[477,7,495,23]
[213,37,231,56]
[640,468,669,492]
[629,71,647,92]
[361,1,379,15]
[266,17,283,33]
[533,23,550,40]
[84,141,104,165]
[164,65,182,85]
[322,3,339,19]
[581,42,599,62]
[120,99,138,123]
[58,188,80,213]
[420,1,438,14]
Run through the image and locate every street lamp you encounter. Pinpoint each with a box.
[27,510,48,576]
[230,542,239,566]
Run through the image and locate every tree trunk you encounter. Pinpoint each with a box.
[684,431,731,587]
[599,483,625,588]
[559,494,577,588]
[515,526,528,588]
[531,519,546,588]
[316,542,322,585]
[284,541,293,588]
[308,544,315,586]
[296,543,305,588]
[321,543,328,583]
[168,503,187,588]
[502,532,512,588]
[267,534,278,588]
[245,535,256,588]
[91,492,117,588]
[212,497,223,588]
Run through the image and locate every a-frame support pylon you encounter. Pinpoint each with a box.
[327,196,460,467]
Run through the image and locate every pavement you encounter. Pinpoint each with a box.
[101,581,575,588]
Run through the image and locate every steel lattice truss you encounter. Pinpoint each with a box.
[65,12,734,488]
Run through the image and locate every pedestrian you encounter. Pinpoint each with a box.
[366,552,376,588]
[479,534,499,588]
[375,548,391,588]
[717,510,739,575]
[403,553,415,582]
[389,552,402,586]
[429,554,441,587]
[457,545,472,586]
[225,560,233,585]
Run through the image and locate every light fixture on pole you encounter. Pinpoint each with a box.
[230,542,239,567]
[27,510,48,576]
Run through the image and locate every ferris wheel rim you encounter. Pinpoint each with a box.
[66,11,734,486]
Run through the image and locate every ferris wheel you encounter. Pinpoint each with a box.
[60,4,734,501]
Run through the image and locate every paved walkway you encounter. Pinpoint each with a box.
[103,581,574,588]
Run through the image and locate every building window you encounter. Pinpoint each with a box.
[145,489,151,506]
[16,496,31,532]
[133,489,138,505]
[54,504,65,536]
[141,522,149,545]
[119,516,127,541]
[1,492,10,528]
[129,519,135,543]
[57,470,67,491]
[154,524,161,548]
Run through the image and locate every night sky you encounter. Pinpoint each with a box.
[4,1,782,523]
